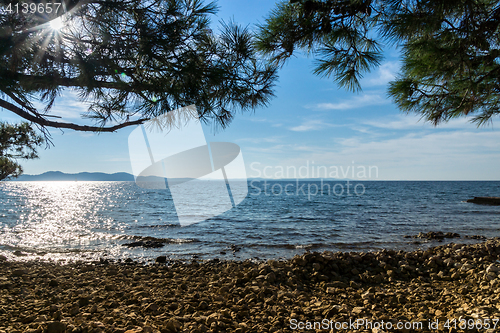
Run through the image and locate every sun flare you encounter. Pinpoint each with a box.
[49,17,64,31]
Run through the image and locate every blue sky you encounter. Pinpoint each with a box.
[4,0,500,180]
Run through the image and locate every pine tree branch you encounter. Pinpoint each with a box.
[0,98,148,132]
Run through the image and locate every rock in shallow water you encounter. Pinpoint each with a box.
[466,196,500,205]
[155,255,167,263]
[122,240,165,248]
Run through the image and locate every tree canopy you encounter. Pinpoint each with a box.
[0,0,277,179]
[0,122,43,180]
[256,0,500,125]
[0,0,277,131]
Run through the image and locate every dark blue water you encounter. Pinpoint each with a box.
[0,180,499,262]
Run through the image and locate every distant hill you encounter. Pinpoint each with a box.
[12,171,135,181]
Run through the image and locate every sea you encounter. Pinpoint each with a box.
[1,180,499,263]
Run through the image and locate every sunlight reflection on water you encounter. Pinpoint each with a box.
[1,180,500,263]
[0,182,131,260]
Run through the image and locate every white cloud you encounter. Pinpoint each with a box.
[363,114,480,130]
[311,94,389,110]
[363,61,400,87]
[237,136,283,144]
[34,90,89,120]
[289,119,337,132]
[245,144,289,154]
[276,130,500,180]
[246,117,269,122]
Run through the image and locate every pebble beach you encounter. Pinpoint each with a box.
[2,238,500,333]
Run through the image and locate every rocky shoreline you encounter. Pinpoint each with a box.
[2,239,500,333]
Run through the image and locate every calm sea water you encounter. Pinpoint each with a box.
[1,180,499,263]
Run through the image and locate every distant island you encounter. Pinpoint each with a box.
[11,171,135,181]
[9,172,356,182]
[11,172,214,182]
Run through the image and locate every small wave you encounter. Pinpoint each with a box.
[245,243,327,250]
[116,235,199,244]
[0,244,100,254]
[332,241,400,250]
[282,216,317,221]
[135,224,180,229]
[461,210,500,215]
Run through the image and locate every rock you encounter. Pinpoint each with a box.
[13,250,26,256]
[461,263,474,271]
[265,272,276,283]
[104,284,115,291]
[361,291,373,300]
[351,307,365,315]
[155,256,167,263]
[292,256,306,266]
[46,321,66,333]
[412,231,460,240]
[69,306,79,316]
[91,322,105,329]
[12,269,27,277]
[230,244,241,253]
[123,241,165,248]
[328,281,348,288]
[165,318,182,332]
[0,255,7,261]
[465,235,487,240]
[326,287,336,294]
[145,303,159,313]
[466,197,500,205]
[78,296,90,307]
[486,264,500,273]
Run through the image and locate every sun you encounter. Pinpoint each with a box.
[49,17,65,31]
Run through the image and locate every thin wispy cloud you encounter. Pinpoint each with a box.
[246,143,330,155]
[237,136,283,144]
[363,114,479,130]
[245,144,288,154]
[246,117,269,122]
[34,90,89,120]
[310,94,389,110]
[289,119,337,132]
